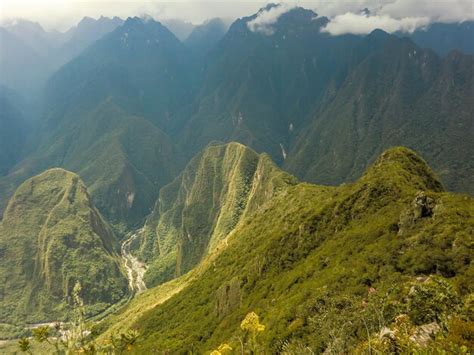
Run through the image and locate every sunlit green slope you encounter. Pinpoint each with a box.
[96,146,473,353]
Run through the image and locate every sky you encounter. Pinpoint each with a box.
[0,0,473,33]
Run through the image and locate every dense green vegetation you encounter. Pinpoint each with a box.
[95,147,473,353]
[0,169,128,324]
[136,142,296,287]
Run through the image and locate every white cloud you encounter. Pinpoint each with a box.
[318,0,474,36]
[379,0,474,23]
[321,13,430,35]
[247,3,296,35]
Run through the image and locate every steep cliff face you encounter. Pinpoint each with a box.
[136,142,297,287]
[0,168,128,323]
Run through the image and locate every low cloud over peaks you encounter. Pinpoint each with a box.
[318,0,473,36]
[321,13,430,35]
[247,3,296,35]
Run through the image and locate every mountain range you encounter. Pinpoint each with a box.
[0,4,472,352]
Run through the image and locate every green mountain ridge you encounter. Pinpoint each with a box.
[136,142,297,287]
[0,168,128,324]
[95,146,473,353]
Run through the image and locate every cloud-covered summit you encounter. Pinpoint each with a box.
[245,1,473,36]
[247,3,297,35]
[318,0,473,35]
[321,13,430,35]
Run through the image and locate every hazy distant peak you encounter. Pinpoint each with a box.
[202,18,225,26]
[78,16,96,25]
[5,18,45,32]
[122,16,165,30]
[140,14,155,22]
[76,15,124,27]
[185,17,228,54]
[124,16,144,25]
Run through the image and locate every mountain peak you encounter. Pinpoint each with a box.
[5,18,45,33]
[362,147,444,192]
[368,28,391,40]
[122,16,166,31]
[4,168,82,216]
[115,16,181,45]
[136,141,296,286]
[124,16,144,26]
[77,16,96,26]
[239,3,318,36]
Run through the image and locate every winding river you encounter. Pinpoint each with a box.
[121,232,147,294]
